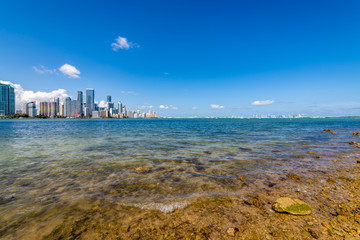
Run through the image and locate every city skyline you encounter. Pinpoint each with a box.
[1,1,360,117]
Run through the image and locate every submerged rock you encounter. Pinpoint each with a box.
[237,175,245,181]
[287,174,301,181]
[324,128,332,132]
[272,197,311,215]
[0,196,16,205]
[307,151,315,155]
[348,141,358,145]
[227,227,237,236]
[353,131,360,136]
[135,167,150,173]
[331,131,337,135]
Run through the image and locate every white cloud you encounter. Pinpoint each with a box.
[0,80,68,110]
[33,65,56,74]
[251,100,275,106]
[59,64,80,78]
[192,106,198,110]
[97,100,107,108]
[159,105,178,110]
[121,90,137,95]
[210,104,224,109]
[111,36,138,51]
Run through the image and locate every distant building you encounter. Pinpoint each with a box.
[22,102,36,117]
[107,95,112,102]
[100,110,108,118]
[59,102,64,116]
[40,101,58,117]
[84,107,90,117]
[86,88,94,115]
[77,91,83,116]
[0,83,15,116]
[92,111,100,118]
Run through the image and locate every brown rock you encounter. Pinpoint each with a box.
[287,174,301,181]
[323,128,332,132]
[307,151,315,155]
[227,228,235,236]
[237,175,245,181]
[327,178,336,184]
[135,167,149,173]
[315,156,320,159]
[272,197,312,215]
[349,141,358,145]
[331,131,337,135]
[353,131,360,136]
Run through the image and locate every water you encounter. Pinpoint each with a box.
[0,118,360,238]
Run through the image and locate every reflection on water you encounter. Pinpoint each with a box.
[0,118,360,238]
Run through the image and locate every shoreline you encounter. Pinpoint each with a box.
[2,143,360,239]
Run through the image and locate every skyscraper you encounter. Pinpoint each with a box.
[0,83,15,116]
[22,102,36,117]
[107,95,112,102]
[77,91,83,116]
[86,88,94,115]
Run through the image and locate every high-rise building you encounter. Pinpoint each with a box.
[64,97,72,117]
[54,97,60,115]
[77,91,83,116]
[22,102,36,117]
[118,102,122,114]
[40,101,58,117]
[107,95,112,102]
[86,88,94,115]
[0,83,15,116]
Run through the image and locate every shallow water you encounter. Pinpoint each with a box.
[1,118,360,238]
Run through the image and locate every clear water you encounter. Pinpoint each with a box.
[0,118,360,236]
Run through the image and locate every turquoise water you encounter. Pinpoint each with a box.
[0,118,360,237]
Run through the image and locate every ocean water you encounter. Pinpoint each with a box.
[0,118,360,237]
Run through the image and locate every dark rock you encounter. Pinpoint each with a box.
[348,141,358,145]
[0,196,16,205]
[238,147,252,152]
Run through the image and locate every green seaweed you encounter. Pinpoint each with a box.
[285,204,311,213]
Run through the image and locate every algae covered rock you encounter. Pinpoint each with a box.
[323,128,332,132]
[272,197,311,215]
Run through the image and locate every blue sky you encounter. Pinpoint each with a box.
[0,0,359,117]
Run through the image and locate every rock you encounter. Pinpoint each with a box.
[353,131,360,136]
[237,175,245,181]
[333,159,339,163]
[287,174,301,181]
[357,160,360,164]
[307,151,315,155]
[324,128,332,132]
[227,228,235,236]
[332,131,337,135]
[327,178,336,184]
[135,167,149,173]
[349,141,358,145]
[272,197,312,215]
[307,227,321,239]
[315,155,320,159]
[0,196,16,205]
